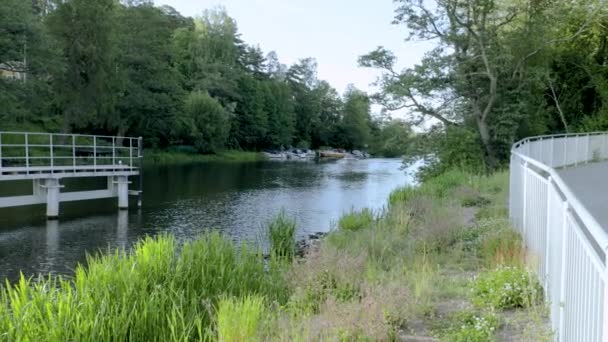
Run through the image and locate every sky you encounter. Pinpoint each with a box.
[154,0,436,97]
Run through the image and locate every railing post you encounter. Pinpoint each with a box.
[129,138,133,168]
[0,132,3,171]
[112,136,116,168]
[585,134,590,164]
[72,135,76,171]
[602,133,608,159]
[550,137,554,167]
[575,137,579,166]
[25,133,29,174]
[522,160,528,245]
[93,136,97,170]
[50,134,54,171]
[544,176,552,290]
[558,200,569,341]
[603,245,608,342]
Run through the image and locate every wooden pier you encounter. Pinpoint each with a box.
[0,132,142,219]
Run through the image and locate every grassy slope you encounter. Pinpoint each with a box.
[143,149,267,164]
[0,170,551,341]
[265,170,552,341]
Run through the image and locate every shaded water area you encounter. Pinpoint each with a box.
[0,158,416,281]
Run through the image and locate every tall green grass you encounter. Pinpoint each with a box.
[217,295,266,342]
[338,208,374,231]
[266,211,297,261]
[0,233,288,341]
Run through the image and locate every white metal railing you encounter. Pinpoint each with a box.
[0,132,143,177]
[510,131,608,341]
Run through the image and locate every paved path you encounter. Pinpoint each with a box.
[558,161,608,228]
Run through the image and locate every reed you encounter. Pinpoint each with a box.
[0,233,288,341]
[266,211,297,261]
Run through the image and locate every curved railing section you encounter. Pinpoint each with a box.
[510,132,608,341]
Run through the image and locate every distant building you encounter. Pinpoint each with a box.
[0,61,26,81]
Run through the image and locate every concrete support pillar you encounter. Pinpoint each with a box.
[115,176,130,210]
[45,178,61,219]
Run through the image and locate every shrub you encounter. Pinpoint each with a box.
[217,296,266,342]
[388,186,418,206]
[479,225,524,267]
[472,266,542,310]
[266,211,297,261]
[444,310,498,342]
[338,208,374,231]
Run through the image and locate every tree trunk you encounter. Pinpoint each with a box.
[476,115,498,171]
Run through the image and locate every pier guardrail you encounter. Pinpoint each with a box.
[0,132,142,179]
[510,132,608,341]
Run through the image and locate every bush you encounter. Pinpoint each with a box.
[175,91,231,154]
[266,211,297,261]
[472,266,542,310]
[338,208,374,231]
[444,310,498,342]
[217,296,266,342]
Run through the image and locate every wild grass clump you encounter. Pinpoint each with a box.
[338,208,374,231]
[266,211,297,261]
[389,169,473,207]
[472,266,542,310]
[288,245,367,314]
[444,310,499,342]
[0,233,289,341]
[217,295,266,342]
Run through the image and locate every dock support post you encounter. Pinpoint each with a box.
[115,176,130,210]
[45,178,61,219]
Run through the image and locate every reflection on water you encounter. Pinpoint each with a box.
[0,158,417,281]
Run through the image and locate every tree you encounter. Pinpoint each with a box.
[369,119,413,157]
[341,86,372,150]
[47,0,118,133]
[312,81,343,148]
[263,80,296,148]
[361,0,606,170]
[114,3,184,147]
[0,0,62,127]
[175,91,231,153]
[232,74,268,149]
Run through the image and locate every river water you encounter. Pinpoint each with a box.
[0,158,416,281]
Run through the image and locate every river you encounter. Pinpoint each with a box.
[0,158,416,281]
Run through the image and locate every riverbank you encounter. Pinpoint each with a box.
[0,170,551,341]
[144,149,267,164]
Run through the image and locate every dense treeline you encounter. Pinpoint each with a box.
[362,0,608,176]
[1,0,411,155]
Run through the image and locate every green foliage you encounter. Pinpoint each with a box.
[444,311,499,342]
[266,211,297,261]
[408,126,488,181]
[0,233,288,341]
[46,0,118,130]
[114,3,184,147]
[340,86,372,150]
[368,119,412,157]
[472,266,542,310]
[338,208,374,231]
[176,91,231,153]
[217,296,266,342]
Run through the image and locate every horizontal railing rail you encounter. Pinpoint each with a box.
[0,131,143,178]
[510,131,608,341]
